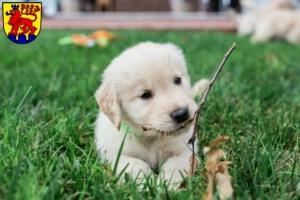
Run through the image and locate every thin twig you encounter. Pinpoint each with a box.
[188,43,236,174]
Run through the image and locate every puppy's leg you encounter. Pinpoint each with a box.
[251,22,273,43]
[113,155,151,184]
[192,79,210,98]
[161,153,190,190]
[286,29,300,44]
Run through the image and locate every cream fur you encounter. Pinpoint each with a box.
[234,0,300,44]
[94,42,209,189]
[251,10,300,44]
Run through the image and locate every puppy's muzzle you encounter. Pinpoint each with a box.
[170,107,189,123]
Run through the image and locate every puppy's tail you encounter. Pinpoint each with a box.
[192,79,210,98]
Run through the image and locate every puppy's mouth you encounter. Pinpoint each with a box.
[141,118,194,134]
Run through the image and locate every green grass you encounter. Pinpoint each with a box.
[0,30,299,200]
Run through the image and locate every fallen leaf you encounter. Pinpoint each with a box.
[265,54,279,64]
[205,149,225,172]
[203,172,214,200]
[216,171,233,200]
[209,136,230,149]
[183,136,234,199]
[203,136,234,200]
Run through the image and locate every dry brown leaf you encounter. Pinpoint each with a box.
[200,169,207,176]
[209,136,230,149]
[265,54,279,63]
[219,161,233,165]
[205,149,225,172]
[216,172,233,200]
[216,163,233,199]
[203,136,234,200]
[182,136,234,199]
[203,172,214,200]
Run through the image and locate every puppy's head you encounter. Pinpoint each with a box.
[95,42,197,136]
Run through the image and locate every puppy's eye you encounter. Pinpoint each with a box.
[174,77,181,85]
[140,90,152,99]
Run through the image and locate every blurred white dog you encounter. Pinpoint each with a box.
[250,10,300,44]
[231,0,300,44]
[94,42,209,189]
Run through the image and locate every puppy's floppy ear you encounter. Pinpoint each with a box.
[95,78,121,130]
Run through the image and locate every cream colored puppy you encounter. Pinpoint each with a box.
[251,10,300,44]
[233,0,300,44]
[94,42,209,189]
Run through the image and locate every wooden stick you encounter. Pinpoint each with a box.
[188,43,236,173]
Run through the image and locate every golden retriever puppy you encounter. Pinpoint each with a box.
[251,10,300,44]
[232,0,300,44]
[94,42,209,189]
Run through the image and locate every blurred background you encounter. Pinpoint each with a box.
[1,0,243,15]
[0,0,241,31]
[0,0,299,31]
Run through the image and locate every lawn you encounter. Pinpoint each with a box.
[0,30,299,200]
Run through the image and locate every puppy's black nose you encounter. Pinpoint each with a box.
[170,107,189,123]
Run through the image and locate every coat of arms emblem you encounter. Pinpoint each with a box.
[2,2,42,44]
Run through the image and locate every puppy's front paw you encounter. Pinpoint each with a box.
[192,79,210,98]
[251,35,268,44]
[115,155,151,184]
[161,169,185,190]
[160,154,192,190]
